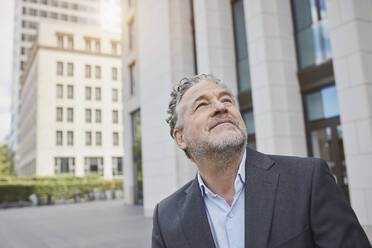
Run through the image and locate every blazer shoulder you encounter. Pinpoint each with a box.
[157,179,194,212]
[267,154,325,174]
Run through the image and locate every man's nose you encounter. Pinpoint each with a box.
[212,100,227,114]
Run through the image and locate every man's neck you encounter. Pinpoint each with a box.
[196,146,245,205]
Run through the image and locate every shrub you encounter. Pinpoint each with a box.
[0,176,123,203]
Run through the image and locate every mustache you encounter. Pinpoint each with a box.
[206,114,240,131]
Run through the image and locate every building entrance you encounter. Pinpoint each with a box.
[307,117,349,197]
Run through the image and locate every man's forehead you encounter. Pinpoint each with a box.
[182,81,228,102]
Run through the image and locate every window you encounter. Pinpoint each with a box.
[85,109,92,123]
[85,86,91,100]
[112,67,118,81]
[129,63,136,95]
[67,108,73,122]
[84,157,103,175]
[292,0,331,69]
[55,157,75,174]
[111,42,119,55]
[57,61,63,75]
[85,38,91,51]
[95,65,101,79]
[51,12,58,19]
[112,157,123,176]
[304,85,340,121]
[113,110,118,124]
[112,88,118,102]
[113,132,119,146]
[29,8,37,16]
[95,40,101,53]
[242,111,256,149]
[56,107,63,122]
[95,87,101,101]
[67,62,74,76]
[67,85,73,99]
[85,131,92,145]
[67,36,74,49]
[85,65,91,78]
[61,14,68,21]
[57,34,63,48]
[56,84,63,98]
[67,131,74,145]
[96,132,102,146]
[129,20,135,50]
[232,0,251,92]
[56,131,63,145]
[95,109,101,123]
[39,10,47,17]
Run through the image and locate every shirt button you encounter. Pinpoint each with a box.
[228,213,233,218]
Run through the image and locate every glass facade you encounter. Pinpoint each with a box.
[304,85,339,121]
[232,0,251,92]
[292,0,331,69]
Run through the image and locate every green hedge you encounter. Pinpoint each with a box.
[0,176,123,203]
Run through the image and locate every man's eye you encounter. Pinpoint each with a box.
[196,102,207,110]
[222,98,233,103]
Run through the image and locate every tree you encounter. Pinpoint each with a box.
[0,144,13,176]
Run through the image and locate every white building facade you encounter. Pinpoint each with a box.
[11,0,121,156]
[18,22,123,179]
[121,0,372,234]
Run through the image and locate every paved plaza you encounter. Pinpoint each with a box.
[0,200,152,248]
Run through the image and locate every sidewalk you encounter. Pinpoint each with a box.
[0,200,152,248]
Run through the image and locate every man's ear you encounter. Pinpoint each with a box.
[173,129,187,150]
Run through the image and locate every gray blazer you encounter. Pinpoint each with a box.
[152,148,370,247]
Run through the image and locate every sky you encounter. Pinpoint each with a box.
[0,1,14,143]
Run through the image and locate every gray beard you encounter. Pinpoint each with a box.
[186,128,247,168]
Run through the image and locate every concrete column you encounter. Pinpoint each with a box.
[137,0,195,216]
[326,0,372,227]
[244,0,307,156]
[193,0,238,95]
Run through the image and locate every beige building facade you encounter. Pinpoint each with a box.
[18,22,123,179]
[121,0,372,234]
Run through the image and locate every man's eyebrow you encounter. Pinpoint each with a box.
[191,94,208,107]
[217,90,233,99]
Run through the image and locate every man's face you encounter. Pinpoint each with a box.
[174,81,247,161]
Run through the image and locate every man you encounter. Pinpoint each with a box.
[152,74,370,247]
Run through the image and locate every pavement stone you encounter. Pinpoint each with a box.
[0,200,152,248]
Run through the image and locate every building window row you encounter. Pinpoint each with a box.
[55,157,75,174]
[56,107,74,122]
[85,86,101,101]
[56,33,74,49]
[21,7,81,22]
[56,130,74,146]
[56,61,74,76]
[21,20,37,29]
[21,33,34,42]
[54,156,123,176]
[56,84,74,99]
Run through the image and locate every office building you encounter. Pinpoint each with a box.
[18,22,123,179]
[121,0,372,234]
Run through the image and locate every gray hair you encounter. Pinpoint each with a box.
[166,74,226,138]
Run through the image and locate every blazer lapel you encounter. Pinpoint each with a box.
[245,148,279,248]
[179,178,216,248]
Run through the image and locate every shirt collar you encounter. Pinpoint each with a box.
[197,149,247,196]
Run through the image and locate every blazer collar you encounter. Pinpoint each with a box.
[179,147,278,248]
[245,147,279,247]
[179,179,216,248]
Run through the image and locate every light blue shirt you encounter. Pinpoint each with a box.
[197,151,246,248]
